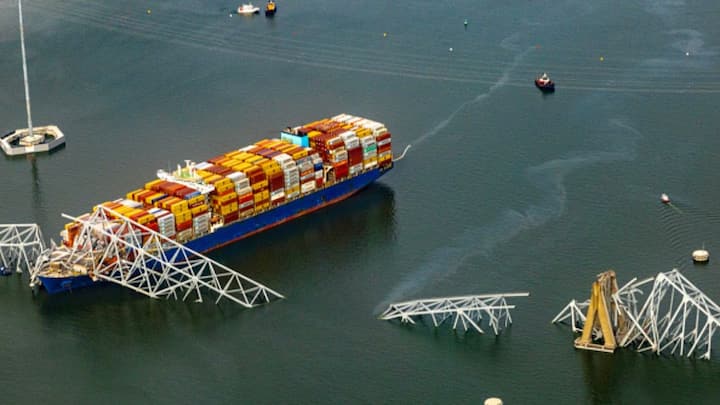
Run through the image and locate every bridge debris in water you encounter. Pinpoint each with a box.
[379,293,530,335]
[0,223,46,274]
[32,206,284,307]
[552,269,720,360]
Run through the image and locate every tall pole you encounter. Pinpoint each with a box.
[18,0,33,138]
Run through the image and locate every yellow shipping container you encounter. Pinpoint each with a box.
[170,200,189,214]
[197,170,213,179]
[233,161,253,172]
[191,204,209,216]
[254,139,273,148]
[212,192,237,205]
[256,202,270,211]
[307,130,322,140]
[144,179,164,190]
[220,203,238,215]
[245,155,264,164]
[126,189,144,201]
[188,194,205,207]
[138,214,155,225]
[225,150,244,159]
[214,182,234,194]
[253,193,264,204]
[291,150,308,160]
[144,192,165,205]
[214,157,231,167]
[251,180,268,191]
[174,210,192,223]
[261,189,270,200]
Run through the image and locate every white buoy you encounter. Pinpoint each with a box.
[692,249,709,263]
[484,398,503,405]
[449,47,453,52]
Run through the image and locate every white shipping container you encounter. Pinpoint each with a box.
[236,186,253,197]
[300,172,315,182]
[239,200,254,209]
[332,149,348,162]
[343,139,360,150]
[315,170,323,179]
[270,190,285,201]
[301,181,316,194]
[120,199,143,208]
[349,164,363,176]
[195,161,212,170]
[377,138,392,147]
[286,191,300,199]
[233,179,250,190]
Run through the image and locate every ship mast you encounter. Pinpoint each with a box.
[18,0,34,140]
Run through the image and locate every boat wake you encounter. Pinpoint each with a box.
[411,45,532,147]
[378,119,643,310]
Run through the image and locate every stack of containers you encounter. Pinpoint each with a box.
[272,153,300,200]
[210,176,239,224]
[226,171,254,218]
[338,130,363,177]
[148,207,176,240]
[312,154,324,188]
[295,154,315,195]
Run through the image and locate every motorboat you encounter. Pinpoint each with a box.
[265,1,277,16]
[660,193,670,204]
[535,72,555,93]
[237,3,260,14]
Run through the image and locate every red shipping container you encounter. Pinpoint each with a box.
[176,220,193,232]
[376,132,392,141]
[174,187,196,199]
[237,193,254,204]
[146,222,159,233]
[378,144,392,154]
[348,147,363,165]
[223,212,239,223]
[207,155,228,164]
[333,161,349,180]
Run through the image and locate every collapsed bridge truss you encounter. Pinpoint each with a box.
[380,293,530,335]
[32,206,284,307]
[552,269,720,360]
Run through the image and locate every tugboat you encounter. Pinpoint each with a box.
[534,72,555,93]
[265,0,277,17]
[660,193,670,204]
[237,3,260,15]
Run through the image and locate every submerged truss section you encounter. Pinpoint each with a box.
[379,293,530,335]
[553,269,720,360]
[0,223,46,274]
[34,206,283,307]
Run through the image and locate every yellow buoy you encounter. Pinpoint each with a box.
[599,56,604,62]
[383,32,387,37]
[147,9,152,15]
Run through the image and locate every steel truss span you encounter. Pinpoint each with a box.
[553,269,720,360]
[34,206,284,307]
[0,224,46,274]
[379,293,530,335]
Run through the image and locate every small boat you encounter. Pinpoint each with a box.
[660,193,670,204]
[0,265,12,276]
[692,249,709,263]
[237,3,260,14]
[535,72,555,93]
[265,0,277,16]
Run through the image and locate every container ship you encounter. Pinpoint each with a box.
[37,114,393,294]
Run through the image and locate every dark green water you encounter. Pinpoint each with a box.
[2,0,720,403]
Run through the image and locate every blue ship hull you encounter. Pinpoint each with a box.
[39,166,391,294]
